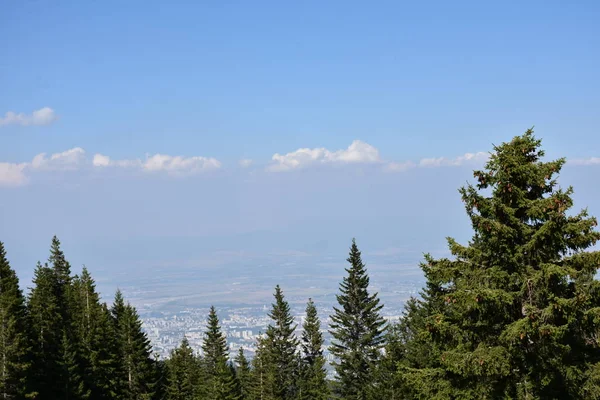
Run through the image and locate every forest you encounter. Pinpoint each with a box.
[1,129,599,399]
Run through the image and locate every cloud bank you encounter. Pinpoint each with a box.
[0,148,221,187]
[0,107,58,127]
[92,153,221,174]
[268,140,381,171]
[2,140,597,188]
[31,148,86,171]
[267,140,490,173]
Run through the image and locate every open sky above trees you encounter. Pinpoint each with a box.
[2,1,600,291]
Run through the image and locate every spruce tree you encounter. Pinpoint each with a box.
[263,285,300,399]
[298,298,329,400]
[234,348,252,399]
[0,242,30,398]
[201,306,237,400]
[166,337,200,400]
[59,329,88,399]
[44,236,86,399]
[249,336,276,400]
[72,268,117,399]
[90,304,119,399]
[112,290,158,400]
[370,321,407,400]
[329,239,386,399]
[28,262,63,398]
[398,130,600,399]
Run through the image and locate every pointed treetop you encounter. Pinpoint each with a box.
[302,297,324,364]
[202,306,229,367]
[49,235,71,285]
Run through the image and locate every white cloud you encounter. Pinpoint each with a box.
[569,157,600,166]
[268,140,381,171]
[418,151,489,168]
[30,147,86,171]
[268,140,490,173]
[142,154,221,174]
[92,154,142,168]
[93,154,111,167]
[0,162,28,186]
[92,153,221,174]
[0,107,58,127]
[239,158,253,168]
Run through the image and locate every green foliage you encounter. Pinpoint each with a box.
[262,285,300,400]
[28,261,63,398]
[398,129,600,399]
[92,304,120,399]
[165,337,201,399]
[202,306,238,400]
[0,242,30,398]
[329,239,387,399]
[112,291,159,400]
[234,348,252,399]
[249,337,276,400]
[298,298,329,400]
[370,322,407,400]
[72,269,119,399]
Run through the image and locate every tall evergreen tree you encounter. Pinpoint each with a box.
[165,337,201,400]
[72,268,117,399]
[33,236,85,400]
[59,329,88,399]
[27,262,63,398]
[249,335,276,400]
[201,306,238,400]
[329,239,386,399]
[298,298,329,400]
[0,242,30,398]
[111,290,158,400]
[90,304,119,399]
[262,285,300,400]
[370,321,407,400]
[234,348,251,400]
[49,236,72,293]
[398,130,600,399]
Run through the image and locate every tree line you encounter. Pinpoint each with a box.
[1,129,599,399]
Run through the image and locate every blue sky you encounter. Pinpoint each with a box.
[1,1,599,290]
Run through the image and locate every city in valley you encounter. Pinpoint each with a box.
[107,249,427,362]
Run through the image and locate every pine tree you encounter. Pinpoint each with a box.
[234,348,252,399]
[249,336,276,400]
[329,239,386,399]
[59,329,88,399]
[40,236,86,399]
[28,262,63,398]
[398,130,600,399]
[90,304,119,399]
[165,337,201,400]
[201,306,238,400]
[262,285,300,399]
[297,298,329,400]
[112,290,158,400]
[72,268,117,399]
[0,242,30,398]
[370,321,407,400]
[49,236,72,292]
